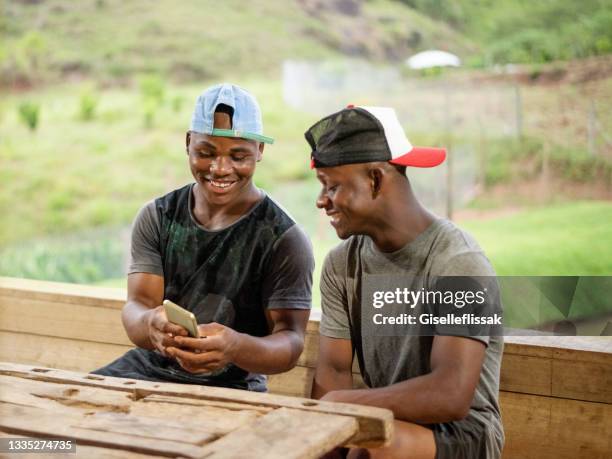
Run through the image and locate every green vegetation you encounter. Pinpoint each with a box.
[78,90,99,121]
[399,0,612,64]
[460,201,612,275]
[1,1,611,291]
[0,228,125,284]
[480,136,612,187]
[17,101,40,131]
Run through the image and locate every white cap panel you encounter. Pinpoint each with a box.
[359,106,413,158]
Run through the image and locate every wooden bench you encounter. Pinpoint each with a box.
[1,277,610,458]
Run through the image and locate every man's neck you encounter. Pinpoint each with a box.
[192,183,263,231]
[369,196,436,253]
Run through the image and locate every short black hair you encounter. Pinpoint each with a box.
[215,103,234,128]
[393,164,407,176]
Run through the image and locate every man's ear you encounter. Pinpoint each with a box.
[185,131,191,155]
[368,167,384,199]
[256,142,264,161]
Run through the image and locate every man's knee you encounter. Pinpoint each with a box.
[347,420,436,459]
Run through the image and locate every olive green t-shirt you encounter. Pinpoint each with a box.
[319,218,504,457]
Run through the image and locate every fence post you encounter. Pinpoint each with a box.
[514,84,523,141]
[588,101,597,156]
[539,142,551,202]
[445,86,453,220]
[478,116,487,191]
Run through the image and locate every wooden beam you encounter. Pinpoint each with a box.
[198,407,358,459]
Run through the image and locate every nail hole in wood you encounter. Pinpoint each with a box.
[32,368,50,373]
[128,388,152,401]
[301,401,318,407]
[123,381,136,385]
[63,388,79,396]
[84,375,104,380]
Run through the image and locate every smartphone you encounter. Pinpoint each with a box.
[162,300,199,338]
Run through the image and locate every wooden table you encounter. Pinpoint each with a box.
[0,362,393,458]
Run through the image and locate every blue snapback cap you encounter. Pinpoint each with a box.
[190,83,274,144]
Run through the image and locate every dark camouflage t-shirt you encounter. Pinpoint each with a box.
[97,184,314,391]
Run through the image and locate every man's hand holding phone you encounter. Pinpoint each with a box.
[166,322,241,374]
[146,304,189,357]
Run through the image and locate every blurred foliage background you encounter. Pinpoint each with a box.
[1,0,611,310]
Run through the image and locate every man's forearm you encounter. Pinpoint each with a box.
[122,301,154,349]
[312,368,353,399]
[230,330,304,374]
[327,372,469,424]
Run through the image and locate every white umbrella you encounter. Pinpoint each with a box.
[406,50,461,69]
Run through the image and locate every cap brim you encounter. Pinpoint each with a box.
[389,146,446,168]
[211,128,274,144]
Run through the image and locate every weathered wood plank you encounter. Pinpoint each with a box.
[506,335,612,355]
[0,277,125,307]
[0,331,131,372]
[552,358,612,403]
[500,354,552,396]
[198,407,358,459]
[0,363,393,448]
[135,393,272,415]
[0,374,263,435]
[268,366,313,398]
[0,404,212,458]
[500,391,612,459]
[0,296,130,346]
[0,375,132,415]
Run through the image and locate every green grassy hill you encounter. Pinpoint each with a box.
[1,0,471,86]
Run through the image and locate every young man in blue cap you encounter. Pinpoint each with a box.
[93,84,314,391]
[308,106,504,458]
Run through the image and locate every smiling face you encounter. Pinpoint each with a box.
[315,164,376,239]
[186,112,263,207]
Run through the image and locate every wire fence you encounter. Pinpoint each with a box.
[283,59,612,217]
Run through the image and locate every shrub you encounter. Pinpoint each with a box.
[18,101,40,131]
[139,74,165,105]
[139,74,166,128]
[143,99,158,129]
[171,95,184,113]
[78,90,99,121]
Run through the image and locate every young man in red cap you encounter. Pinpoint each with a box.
[93,84,314,391]
[309,106,504,458]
